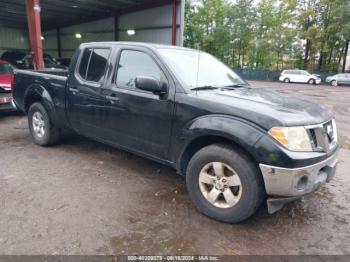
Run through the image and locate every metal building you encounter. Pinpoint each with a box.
[0,0,185,68]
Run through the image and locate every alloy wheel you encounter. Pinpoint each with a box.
[32,111,45,138]
[198,162,242,208]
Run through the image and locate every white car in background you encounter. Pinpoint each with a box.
[279,70,321,85]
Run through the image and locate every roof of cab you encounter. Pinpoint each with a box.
[79,41,194,52]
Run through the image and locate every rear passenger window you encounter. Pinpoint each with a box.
[86,49,110,83]
[78,48,110,83]
[78,48,92,79]
[116,50,162,90]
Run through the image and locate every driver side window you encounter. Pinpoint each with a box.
[116,50,162,90]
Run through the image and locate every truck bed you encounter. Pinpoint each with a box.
[36,68,68,77]
[13,69,69,128]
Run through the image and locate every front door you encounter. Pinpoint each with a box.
[101,48,175,160]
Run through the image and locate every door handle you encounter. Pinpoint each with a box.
[69,87,79,93]
[106,94,119,102]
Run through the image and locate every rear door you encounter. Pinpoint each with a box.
[66,47,111,137]
[101,47,175,160]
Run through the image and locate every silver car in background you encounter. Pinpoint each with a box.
[326,73,350,87]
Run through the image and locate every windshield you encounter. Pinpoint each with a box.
[158,48,246,91]
[0,63,14,75]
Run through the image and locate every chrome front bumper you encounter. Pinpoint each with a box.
[259,150,338,213]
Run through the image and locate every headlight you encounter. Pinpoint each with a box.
[268,126,312,152]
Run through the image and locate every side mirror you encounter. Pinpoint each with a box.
[135,76,165,94]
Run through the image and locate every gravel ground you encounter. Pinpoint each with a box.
[0,81,349,255]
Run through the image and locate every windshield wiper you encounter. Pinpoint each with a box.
[190,84,248,91]
[220,84,248,89]
[190,85,220,91]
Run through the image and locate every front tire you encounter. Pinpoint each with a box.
[331,80,338,87]
[28,102,61,146]
[186,144,264,223]
[283,78,290,83]
[308,79,316,85]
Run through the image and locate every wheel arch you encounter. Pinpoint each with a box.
[175,115,266,176]
[24,84,55,118]
[179,135,246,175]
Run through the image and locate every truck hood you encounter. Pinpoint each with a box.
[193,87,333,130]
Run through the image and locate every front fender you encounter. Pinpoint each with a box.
[173,115,266,167]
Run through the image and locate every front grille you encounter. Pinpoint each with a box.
[308,129,318,148]
[0,92,12,99]
[306,120,337,153]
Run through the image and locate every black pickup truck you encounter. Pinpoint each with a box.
[13,42,339,223]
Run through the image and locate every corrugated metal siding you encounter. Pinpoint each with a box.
[0,28,30,56]
[43,18,115,58]
[42,29,58,57]
[1,1,184,59]
[60,18,115,33]
[41,2,184,58]
[119,5,180,28]
[119,5,182,46]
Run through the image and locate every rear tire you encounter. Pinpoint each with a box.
[28,102,61,146]
[186,144,264,223]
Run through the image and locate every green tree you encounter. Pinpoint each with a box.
[227,0,256,68]
[184,0,350,72]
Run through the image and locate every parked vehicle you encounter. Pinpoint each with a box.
[13,42,339,223]
[56,58,71,67]
[22,54,68,70]
[1,50,67,70]
[279,70,321,85]
[0,60,15,111]
[326,73,350,87]
[1,50,27,69]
